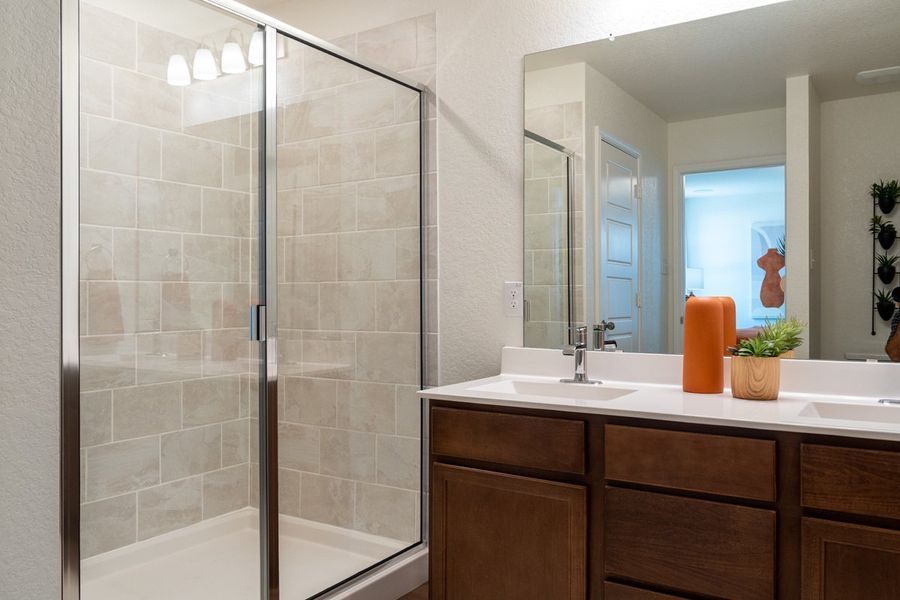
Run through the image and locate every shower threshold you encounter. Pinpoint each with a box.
[81,508,407,600]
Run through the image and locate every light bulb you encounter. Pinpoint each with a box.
[192,47,219,81]
[248,31,264,66]
[167,54,191,86]
[221,40,246,74]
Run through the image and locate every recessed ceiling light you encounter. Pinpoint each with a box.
[856,66,900,86]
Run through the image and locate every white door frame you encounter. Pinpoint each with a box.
[593,127,642,350]
[668,154,786,353]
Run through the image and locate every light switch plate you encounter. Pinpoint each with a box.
[504,281,524,317]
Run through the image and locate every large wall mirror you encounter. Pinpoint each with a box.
[523,0,900,361]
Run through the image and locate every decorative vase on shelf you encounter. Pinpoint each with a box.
[731,356,781,401]
[879,228,897,250]
[878,265,897,285]
[873,179,900,215]
[877,300,897,322]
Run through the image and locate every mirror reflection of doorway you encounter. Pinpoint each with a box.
[677,164,786,349]
[597,138,640,352]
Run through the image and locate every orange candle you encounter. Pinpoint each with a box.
[715,296,737,355]
[683,296,725,394]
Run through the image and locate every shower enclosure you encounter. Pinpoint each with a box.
[523,129,577,349]
[61,0,430,598]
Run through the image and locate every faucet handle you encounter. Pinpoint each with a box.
[562,325,587,355]
[573,325,587,347]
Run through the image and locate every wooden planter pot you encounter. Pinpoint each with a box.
[731,356,780,401]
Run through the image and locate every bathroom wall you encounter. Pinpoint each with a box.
[667,107,787,168]
[524,64,585,349]
[0,0,61,596]
[818,90,900,360]
[77,2,260,557]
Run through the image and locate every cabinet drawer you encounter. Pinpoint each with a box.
[802,444,900,520]
[431,406,585,474]
[605,424,776,501]
[605,487,776,600]
[603,582,686,599]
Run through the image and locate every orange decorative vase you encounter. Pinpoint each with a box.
[682,296,724,394]
[714,296,737,354]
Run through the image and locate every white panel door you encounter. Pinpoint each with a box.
[598,139,640,351]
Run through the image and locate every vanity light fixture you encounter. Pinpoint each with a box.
[192,46,219,81]
[248,30,264,66]
[221,32,247,74]
[856,65,900,85]
[166,54,191,86]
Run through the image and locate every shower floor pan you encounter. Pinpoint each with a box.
[81,508,407,600]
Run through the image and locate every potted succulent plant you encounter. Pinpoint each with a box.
[876,288,897,321]
[728,318,805,401]
[871,215,897,250]
[872,179,900,214]
[877,254,898,285]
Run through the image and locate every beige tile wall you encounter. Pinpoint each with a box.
[259,16,437,544]
[79,3,258,558]
[524,103,584,349]
[80,4,434,556]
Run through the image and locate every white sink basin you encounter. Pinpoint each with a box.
[799,402,900,425]
[468,379,635,402]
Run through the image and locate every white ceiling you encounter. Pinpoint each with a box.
[525,0,900,122]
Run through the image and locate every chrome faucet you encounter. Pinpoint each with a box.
[562,326,601,385]
[594,320,617,351]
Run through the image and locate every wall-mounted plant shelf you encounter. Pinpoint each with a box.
[871,181,900,334]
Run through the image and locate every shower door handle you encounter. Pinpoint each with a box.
[250,305,267,341]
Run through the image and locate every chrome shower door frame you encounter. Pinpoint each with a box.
[60,1,429,599]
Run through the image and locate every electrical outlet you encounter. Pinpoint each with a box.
[504,281,524,317]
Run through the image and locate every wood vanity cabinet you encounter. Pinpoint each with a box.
[428,401,900,600]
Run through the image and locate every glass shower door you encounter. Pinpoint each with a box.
[77,1,264,597]
[274,33,424,599]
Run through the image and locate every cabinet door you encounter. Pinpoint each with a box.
[802,518,900,600]
[430,463,587,599]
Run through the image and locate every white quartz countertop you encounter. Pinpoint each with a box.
[419,347,900,442]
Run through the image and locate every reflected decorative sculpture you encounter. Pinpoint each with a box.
[757,248,785,308]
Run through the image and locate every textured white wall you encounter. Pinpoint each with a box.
[819,91,900,360]
[785,75,819,358]
[0,0,61,597]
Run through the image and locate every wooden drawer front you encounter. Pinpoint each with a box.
[431,463,587,600]
[802,444,900,520]
[802,518,900,600]
[431,406,585,474]
[603,582,686,599]
[605,424,776,501]
[605,487,776,600]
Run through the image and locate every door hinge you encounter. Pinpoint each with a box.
[635,293,642,309]
[633,183,642,200]
[250,305,267,341]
